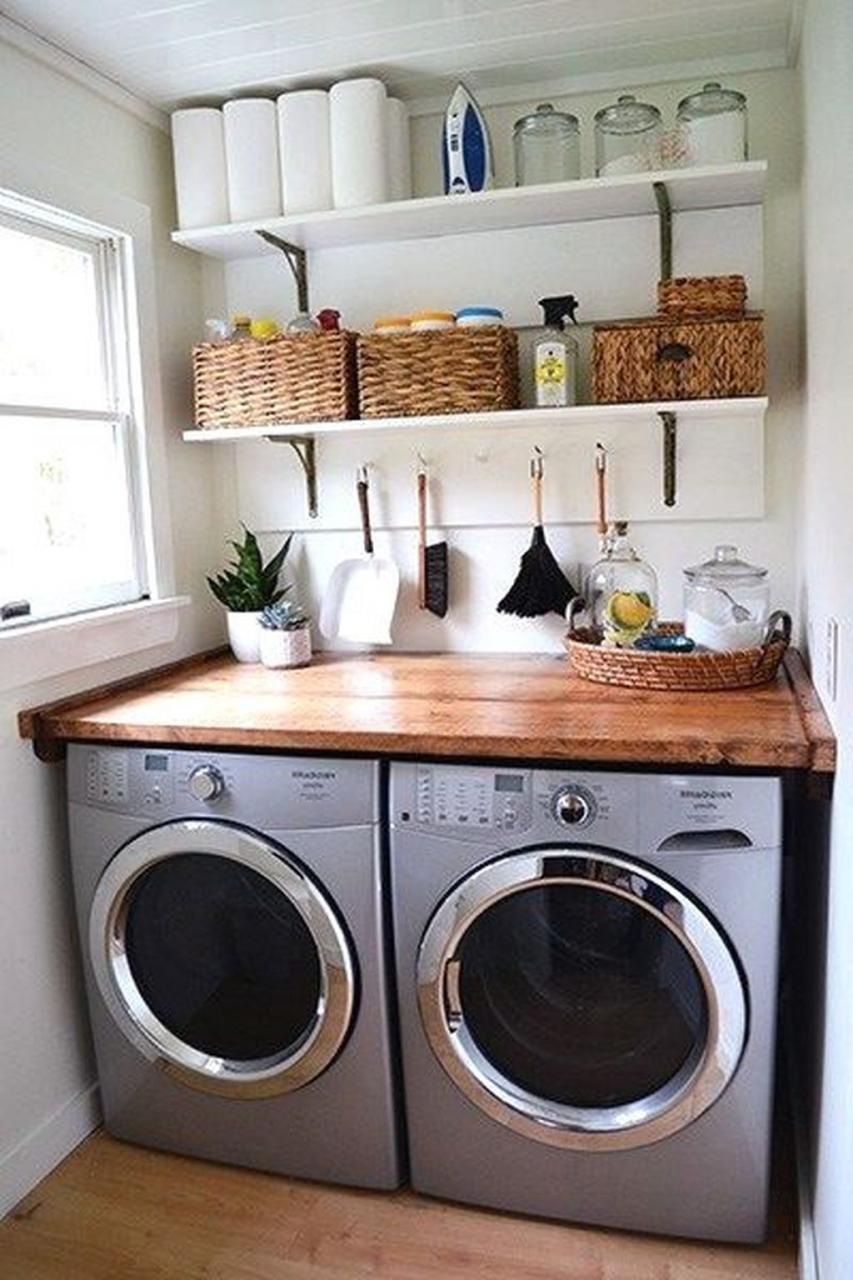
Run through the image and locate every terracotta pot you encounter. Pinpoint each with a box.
[259,626,312,669]
[226,611,263,663]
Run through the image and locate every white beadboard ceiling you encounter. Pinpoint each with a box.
[0,0,800,116]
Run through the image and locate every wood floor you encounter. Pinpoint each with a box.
[0,1131,797,1280]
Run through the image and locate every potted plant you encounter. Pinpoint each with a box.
[258,601,312,669]
[207,527,292,663]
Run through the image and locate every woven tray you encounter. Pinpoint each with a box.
[357,327,519,418]
[193,332,358,428]
[592,313,765,404]
[658,274,747,320]
[564,621,789,691]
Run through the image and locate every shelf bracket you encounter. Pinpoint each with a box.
[659,410,677,507]
[264,434,318,518]
[653,181,673,281]
[255,231,309,313]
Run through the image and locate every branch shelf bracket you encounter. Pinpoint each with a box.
[653,180,673,282]
[255,231,309,313]
[659,410,678,508]
[265,434,318,518]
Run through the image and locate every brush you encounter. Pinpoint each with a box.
[418,458,448,618]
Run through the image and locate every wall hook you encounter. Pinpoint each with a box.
[659,411,678,507]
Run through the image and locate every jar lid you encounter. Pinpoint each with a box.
[410,310,455,322]
[677,82,747,117]
[594,93,661,134]
[684,544,767,583]
[374,316,410,328]
[232,313,251,326]
[513,103,579,134]
[456,306,503,319]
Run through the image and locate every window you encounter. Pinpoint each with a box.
[0,194,147,629]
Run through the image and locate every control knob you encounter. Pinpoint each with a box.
[552,786,594,827]
[188,764,225,803]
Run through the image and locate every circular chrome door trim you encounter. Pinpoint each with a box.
[417,847,747,1151]
[89,820,356,1098]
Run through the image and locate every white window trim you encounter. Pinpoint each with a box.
[0,148,183,686]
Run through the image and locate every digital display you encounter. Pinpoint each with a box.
[144,754,169,772]
[495,775,524,793]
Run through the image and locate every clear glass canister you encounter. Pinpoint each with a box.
[676,82,748,166]
[683,544,769,652]
[586,521,658,647]
[513,103,581,186]
[594,94,662,177]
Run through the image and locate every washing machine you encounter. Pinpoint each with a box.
[67,745,402,1188]
[390,763,782,1241]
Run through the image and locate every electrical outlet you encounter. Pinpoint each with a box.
[825,618,839,701]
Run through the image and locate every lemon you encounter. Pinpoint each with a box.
[250,317,280,341]
[607,591,653,631]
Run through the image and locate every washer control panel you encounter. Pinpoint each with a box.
[551,784,597,827]
[415,766,532,832]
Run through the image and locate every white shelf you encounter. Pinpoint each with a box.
[171,162,767,260]
[182,398,768,443]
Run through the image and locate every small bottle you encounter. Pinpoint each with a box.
[286,311,320,334]
[230,314,252,341]
[531,295,579,408]
[586,521,658,647]
[316,308,341,331]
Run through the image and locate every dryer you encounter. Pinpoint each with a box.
[67,745,402,1188]
[389,762,782,1241]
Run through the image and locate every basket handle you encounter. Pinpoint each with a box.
[657,341,693,363]
[566,596,588,633]
[762,609,792,652]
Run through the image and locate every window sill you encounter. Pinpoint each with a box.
[0,597,191,692]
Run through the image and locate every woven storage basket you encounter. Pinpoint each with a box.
[193,332,357,428]
[564,622,788,691]
[592,313,764,404]
[657,274,747,320]
[357,327,519,418]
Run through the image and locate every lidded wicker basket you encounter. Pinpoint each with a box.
[193,332,358,429]
[658,274,747,320]
[357,327,519,418]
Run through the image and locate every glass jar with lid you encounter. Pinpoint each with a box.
[594,94,662,177]
[586,521,658,647]
[676,82,748,166]
[683,544,769,652]
[513,104,581,186]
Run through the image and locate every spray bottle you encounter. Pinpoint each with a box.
[531,294,580,408]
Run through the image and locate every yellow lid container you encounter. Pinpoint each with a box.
[410,310,456,331]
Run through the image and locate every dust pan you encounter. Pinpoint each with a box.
[497,449,576,618]
[320,467,400,644]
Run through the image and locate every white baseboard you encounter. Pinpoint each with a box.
[0,1082,101,1219]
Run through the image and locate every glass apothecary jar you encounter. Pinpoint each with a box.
[594,94,662,177]
[587,522,658,647]
[683,545,769,652]
[676,82,748,166]
[513,104,581,186]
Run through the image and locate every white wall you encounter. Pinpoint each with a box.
[798,2,853,1276]
[0,39,227,1213]
[216,68,802,653]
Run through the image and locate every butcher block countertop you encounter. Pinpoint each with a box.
[19,648,835,778]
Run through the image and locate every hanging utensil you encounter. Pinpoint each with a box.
[497,448,576,618]
[595,442,608,546]
[319,466,400,644]
[417,456,448,618]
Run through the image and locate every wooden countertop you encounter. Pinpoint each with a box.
[19,648,835,778]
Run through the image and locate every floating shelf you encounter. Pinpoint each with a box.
[182,398,768,444]
[172,162,767,260]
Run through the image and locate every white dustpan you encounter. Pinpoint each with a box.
[320,467,400,645]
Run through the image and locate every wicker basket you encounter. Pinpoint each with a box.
[357,327,519,418]
[564,622,788,691]
[193,332,358,428]
[592,314,765,404]
[658,274,747,320]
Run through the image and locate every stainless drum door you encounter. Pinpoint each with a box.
[89,820,356,1098]
[417,847,747,1150]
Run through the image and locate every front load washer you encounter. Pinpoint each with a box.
[67,745,401,1188]
[390,763,782,1241]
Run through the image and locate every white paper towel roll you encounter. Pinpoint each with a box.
[223,98,281,223]
[330,78,389,208]
[277,90,333,214]
[386,98,413,201]
[171,108,229,229]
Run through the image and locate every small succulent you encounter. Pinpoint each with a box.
[207,527,292,612]
[259,600,310,631]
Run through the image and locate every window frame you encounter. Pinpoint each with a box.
[0,195,150,630]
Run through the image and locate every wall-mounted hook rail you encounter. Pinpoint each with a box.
[659,410,678,507]
[255,231,309,313]
[652,181,673,282]
[264,434,318,517]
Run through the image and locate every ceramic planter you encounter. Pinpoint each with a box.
[226,611,263,663]
[259,626,312,669]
